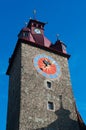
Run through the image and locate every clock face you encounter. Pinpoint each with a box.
[33,54,61,79]
[34,28,41,34]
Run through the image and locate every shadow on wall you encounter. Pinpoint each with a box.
[35,95,85,130]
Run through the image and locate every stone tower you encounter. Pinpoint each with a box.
[6,19,85,130]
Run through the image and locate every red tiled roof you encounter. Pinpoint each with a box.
[32,34,44,46]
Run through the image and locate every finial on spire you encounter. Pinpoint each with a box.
[25,22,28,27]
[29,17,32,20]
[56,34,60,41]
[33,9,37,20]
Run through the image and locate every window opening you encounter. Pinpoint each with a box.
[23,32,28,37]
[48,101,54,110]
[47,81,51,89]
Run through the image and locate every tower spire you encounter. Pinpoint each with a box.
[56,34,60,41]
[33,9,37,20]
[25,22,28,27]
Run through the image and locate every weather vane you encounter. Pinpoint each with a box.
[56,34,60,41]
[25,22,28,27]
[33,9,37,20]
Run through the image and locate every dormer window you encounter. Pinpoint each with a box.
[41,25,43,29]
[33,23,36,27]
[23,32,28,37]
[38,24,41,28]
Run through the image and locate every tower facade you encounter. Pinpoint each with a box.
[6,19,84,130]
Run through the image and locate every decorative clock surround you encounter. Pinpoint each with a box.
[33,54,61,79]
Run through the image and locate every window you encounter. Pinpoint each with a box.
[47,81,51,89]
[38,24,41,28]
[33,23,36,27]
[48,101,54,110]
[23,32,28,37]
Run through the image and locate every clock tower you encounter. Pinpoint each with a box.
[6,18,85,130]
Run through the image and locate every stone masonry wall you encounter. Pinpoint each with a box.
[6,45,21,130]
[19,43,80,130]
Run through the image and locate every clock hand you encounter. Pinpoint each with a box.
[43,60,51,66]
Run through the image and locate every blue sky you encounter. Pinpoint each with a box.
[0,0,86,130]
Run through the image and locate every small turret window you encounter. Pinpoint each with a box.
[23,32,28,37]
[33,23,36,27]
[38,24,41,28]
